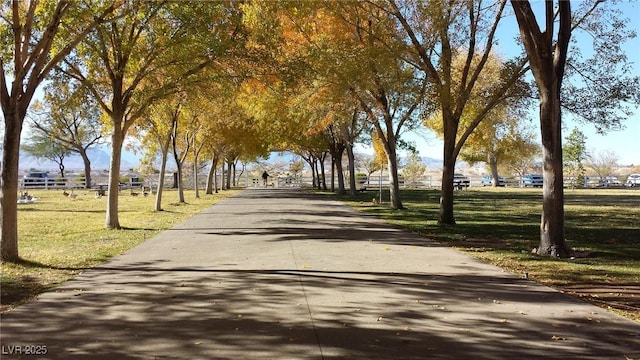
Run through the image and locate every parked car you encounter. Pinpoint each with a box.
[626,174,640,187]
[22,171,54,187]
[522,174,543,188]
[453,173,470,188]
[482,174,506,187]
[597,176,622,187]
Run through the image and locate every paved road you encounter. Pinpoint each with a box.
[1,188,638,359]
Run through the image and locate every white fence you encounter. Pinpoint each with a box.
[30,172,618,191]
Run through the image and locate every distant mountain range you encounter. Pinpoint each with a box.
[19,147,140,171]
[18,148,468,173]
[420,156,446,168]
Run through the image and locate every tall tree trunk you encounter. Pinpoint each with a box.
[106,129,124,229]
[330,157,335,192]
[79,150,93,189]
[313,158,319,189]
[193,144,203,199]
[335,149,346,195]
[214,165,219,193]
[1,108,23,261]
[232,161,236,187]
[374,123,404,210]
[301,153,317,189]
[307,157,317,188]
[171,141,185,204]
[346,142,357,197]
[206,154,218,194]
[368,112,404,209]
[226,160,232,189]
[58,161,66,179]
[194,162,200,198]
[385,144,404,210]
[237,162,245,186]
[175,161,185,203]
[538,87,567,257]
[220,162,225,190]
[488,153,499,187]
[440,117,457,223]
[512,0,572,257]
[154,137,170,212]
[319,153,327,190]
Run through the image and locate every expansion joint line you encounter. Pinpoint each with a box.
[289,241,325,360]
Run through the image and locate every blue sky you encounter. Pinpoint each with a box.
[395,1,640,167]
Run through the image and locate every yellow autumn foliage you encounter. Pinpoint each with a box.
[424,50,507,144]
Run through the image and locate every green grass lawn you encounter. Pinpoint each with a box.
[1,188,239,311]
[333,187,640,321]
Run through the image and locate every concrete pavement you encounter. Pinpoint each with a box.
[1,188,639,359]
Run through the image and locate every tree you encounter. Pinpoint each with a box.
[344,109,367,197]
[167,93,214,202]
[1,0,120,261]
[563,127,588,188]
[325,124,347,194]
[170,106,193,204]
[58,2,172,227]
[423,50,533,187]
[587,149,619,180]
[176,95,208,199]
[560,4,640,134]
[29,79,104,188]
[403,148,426,187]
[201,107,233,195]
[510,0,639,256]
[459,109,538,187]
[512,1,573,256]
[21,131,72,179]
[355,65,425,209]
[216,107,270,189]
[138,95,183,211]
[508,153,542,187]
[371,131,388,174]
[289,5,367,198]
[344,5,426,209]
[388,0,530,222]
[362,154,383,187]
[295,88,365,196]
[289,159,305,185]
[497,125,540,186]
[291,85,363,195]
[370,130,388,201]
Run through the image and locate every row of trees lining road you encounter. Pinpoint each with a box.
[2,0,639,262]
[54,2,250,230]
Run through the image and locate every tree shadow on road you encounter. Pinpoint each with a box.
[2,262,639,359]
